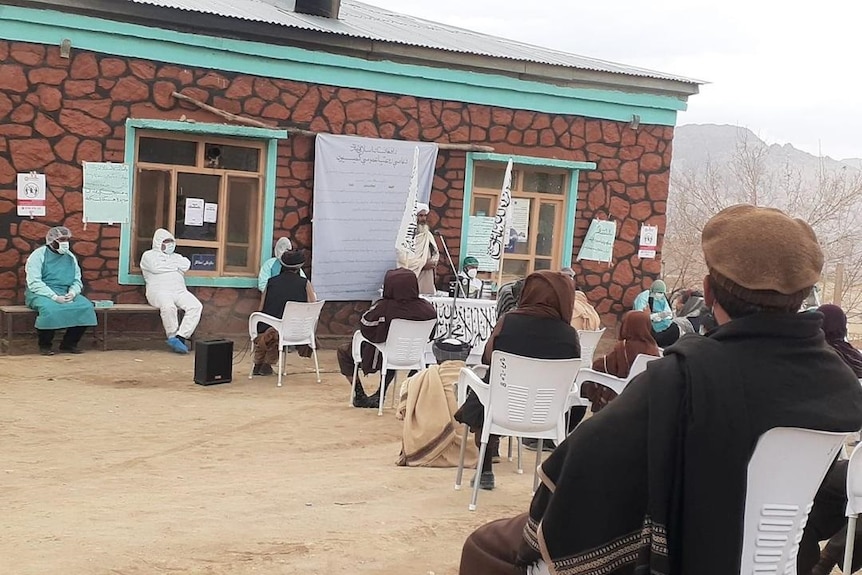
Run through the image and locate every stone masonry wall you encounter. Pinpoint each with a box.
[0,40,672,336]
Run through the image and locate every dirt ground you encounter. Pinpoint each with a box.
[0,345,541,575]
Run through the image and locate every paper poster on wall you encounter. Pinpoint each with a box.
[638,224,658,259]
[466,216,499,272]
[17,172,46,217]
[577,219,616,263]
[184,198,205,226]
[82,162,130,224]
[203,203,218,224]
[504,198,530,253]
[311,134,439,301]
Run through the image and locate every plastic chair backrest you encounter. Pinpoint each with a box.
[576,328,605,367]
[383,318,437,369]
[845,442,862,516]
[487,350,581,436]
[279,300,325,345]
[740,427,847,574]
[628,354,660,380]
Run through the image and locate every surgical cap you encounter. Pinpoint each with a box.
[416,203,430,215]
[274,237,292,258]
[46,226,71,244]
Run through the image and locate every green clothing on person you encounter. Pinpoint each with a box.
[25,246,97,330]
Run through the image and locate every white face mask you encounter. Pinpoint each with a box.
[57,241,70,254]
[163,242,176,255]
[467,268,478,279]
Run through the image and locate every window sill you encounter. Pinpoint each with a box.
[119,273,257,289]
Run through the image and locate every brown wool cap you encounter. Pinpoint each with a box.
[702,204,823,303]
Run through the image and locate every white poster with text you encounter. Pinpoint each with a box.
[312,135,438,300]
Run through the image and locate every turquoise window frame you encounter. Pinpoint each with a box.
[119,118,288,288]
[460,152,596,270]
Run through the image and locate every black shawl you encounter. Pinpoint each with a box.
[522,312,862,575]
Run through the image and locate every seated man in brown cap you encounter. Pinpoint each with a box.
[252,250,317,376]
[457,205,862,575]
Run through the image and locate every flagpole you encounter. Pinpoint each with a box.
[488,159,514,295]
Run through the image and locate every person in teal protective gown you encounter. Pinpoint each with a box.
[24,226,97,355]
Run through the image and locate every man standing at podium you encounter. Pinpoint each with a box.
[397,203,439,295]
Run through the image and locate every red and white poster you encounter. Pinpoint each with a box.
[17,172,46,217]
[638,224,658,259]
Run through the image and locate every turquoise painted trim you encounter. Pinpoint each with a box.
[260,139,278,274]
[562,171,580,268]
[118,122,137,287]
[458,153,476,269]
[128,118,288,140]
[0,6,684,125]
[471,153,596,171]
[460,154,590,273]
[118,118,283,288]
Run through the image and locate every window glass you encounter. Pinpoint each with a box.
[138,137,197,166]
[174,173,220,242]
[523,172,565,195]
[204,143,260,172]
[132,169,171,268]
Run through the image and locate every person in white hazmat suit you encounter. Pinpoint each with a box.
[140,229,203,354]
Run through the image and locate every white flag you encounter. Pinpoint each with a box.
[395,146,420,253]
[488,159,514,260]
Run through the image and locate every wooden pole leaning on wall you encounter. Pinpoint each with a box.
[171,91,495,152]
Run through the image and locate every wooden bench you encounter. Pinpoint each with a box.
[1,303,161,353]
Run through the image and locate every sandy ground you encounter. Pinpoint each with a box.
[0,346,541,575]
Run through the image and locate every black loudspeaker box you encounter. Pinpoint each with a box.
[194,339,234,386]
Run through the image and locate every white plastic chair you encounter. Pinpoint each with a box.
[564,354,660,432]
[740,427,847,574]
[454,351,582,511]
[247,300,325,387]
[529,427,847,575]
[349,318,437,416]
[576,328,605,367]
[842,442,862,573]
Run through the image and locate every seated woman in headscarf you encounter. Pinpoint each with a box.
[257,236,305,292]
[395,338,479,468]
[454,270,581,490]
[579,310,660,415]
[336,268,438,408]
[495,278,525,320]
[819,304,862,377]
[560,268,601,331]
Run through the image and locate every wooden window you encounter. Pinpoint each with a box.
[470,164,567,284]
[131,132,265,277]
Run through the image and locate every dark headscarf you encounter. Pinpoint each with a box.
[819,304,862,377]
[482,271,576,365]
[358,268,437,373]
[510,271,575,322]
[584,310,660,411]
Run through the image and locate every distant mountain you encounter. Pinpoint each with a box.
[671,124,861,177]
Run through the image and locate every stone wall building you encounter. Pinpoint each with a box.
[0,0,699,337]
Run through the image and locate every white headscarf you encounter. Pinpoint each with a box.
[274,237,292,258]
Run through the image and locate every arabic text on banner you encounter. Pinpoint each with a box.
[577,219,616,263]
[82,162,131,224]
[311,135,438,301]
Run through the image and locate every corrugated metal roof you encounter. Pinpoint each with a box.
[123,0,700,85]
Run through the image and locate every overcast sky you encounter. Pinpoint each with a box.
[364,0,862,160]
